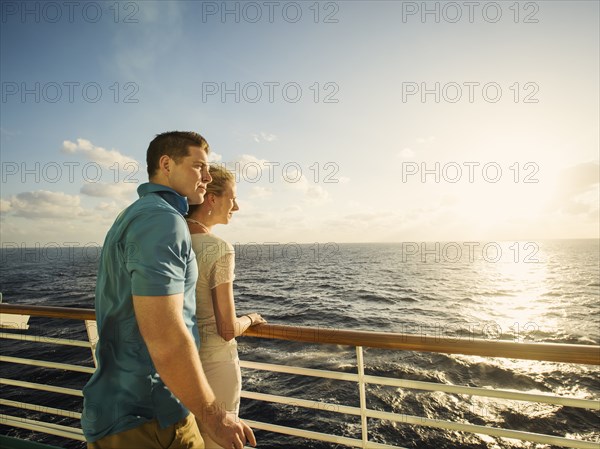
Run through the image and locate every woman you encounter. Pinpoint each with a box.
[186,164,266,449]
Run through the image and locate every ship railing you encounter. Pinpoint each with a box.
[1,304,599,449]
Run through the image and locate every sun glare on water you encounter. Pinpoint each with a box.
[467,243,556,342]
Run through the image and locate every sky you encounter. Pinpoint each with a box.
[1,0,598,246]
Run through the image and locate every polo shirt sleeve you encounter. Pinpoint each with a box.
[125,211,191,297]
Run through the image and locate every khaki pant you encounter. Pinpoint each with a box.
[88,413,204,449]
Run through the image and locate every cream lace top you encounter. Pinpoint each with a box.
[191,233,237,362]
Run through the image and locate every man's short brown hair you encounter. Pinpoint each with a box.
[146,131,210,179]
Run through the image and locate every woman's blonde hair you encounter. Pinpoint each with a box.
[206,164,235,197]
[187,164,235,216]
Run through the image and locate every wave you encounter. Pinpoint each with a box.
[2,240,599,449]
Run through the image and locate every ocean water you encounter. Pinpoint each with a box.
[0,239,598,448]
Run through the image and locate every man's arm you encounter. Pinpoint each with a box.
[133,294,256,449]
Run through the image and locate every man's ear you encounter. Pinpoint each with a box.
[158,155,171,174]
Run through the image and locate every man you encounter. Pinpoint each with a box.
[82,131,256,449]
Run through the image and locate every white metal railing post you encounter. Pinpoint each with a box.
[356,346,368,448]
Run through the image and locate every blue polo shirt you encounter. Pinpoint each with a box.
[82,183,199,442]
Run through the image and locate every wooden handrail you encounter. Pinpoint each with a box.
[1,304,95,321]
[2,304,599,365]
[244,325,600,365]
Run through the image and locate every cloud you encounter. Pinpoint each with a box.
[286,174,330,204]
[209,151,223,163]
[62,138,139,169]
[397,136,434,160]
[3,190,85,219]
[231,202,309,236]
[0,190,129,244]
[232,154,270,182]
[248,186,273,199]
[338,212,381,223]
[549,161,600,216]
[305,185,330,203]
[0,199,12,213]
[225,153,332,204]
[441,194,459,206]
[252,132,277,143]
[236,154,269,166]
[417,136,435,144]
[325,198,460,240]
[94,201,129,219]
[397,148,415,159]
[80,182,137,201]
[238,154,332,203]
[283,205,303,214]
[97,201,119,211]
[1,136,144,242]
[557,161,599,194]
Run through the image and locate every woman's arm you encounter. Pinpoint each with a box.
[211,282,265,341]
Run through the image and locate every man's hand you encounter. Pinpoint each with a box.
[134,295,257,447]
[197,403,257,449]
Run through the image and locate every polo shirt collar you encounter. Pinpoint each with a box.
[137,182,189,216]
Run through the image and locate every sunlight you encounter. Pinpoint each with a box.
[467,243,558,342]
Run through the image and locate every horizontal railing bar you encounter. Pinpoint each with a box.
[0,356,95,374]
[0,414,85,442]
[0,378,83,397]
[242,390,361,416]
[242,391,599,448]
[0,391,589,447]
[3,394,589,448]
[362,375,600,410]
[0,399,82,419]
[366,409,599,449]
[240,360,359,381]
[241,360,598,410]
[0,332,91,348]
[243,419,406,449]
[6,385,590,448]
[2,304,598,365]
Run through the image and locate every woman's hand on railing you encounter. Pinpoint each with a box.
[247,313,266,326]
